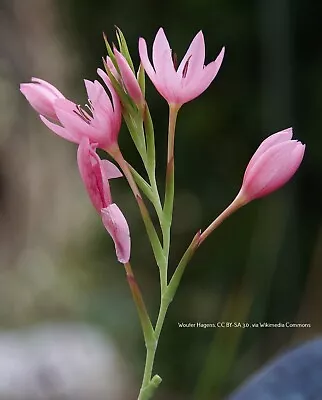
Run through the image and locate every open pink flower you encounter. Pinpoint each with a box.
[77,138,131,263]
[100,48,144,106]
[238,128,305,203]
[20,78,65,120]
[139,28,225,106]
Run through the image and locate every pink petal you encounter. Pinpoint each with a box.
[91,80,114,117]
[152,28,173,75]
[105,57,120,80]
[96,77,121,133]
[183,47,225,103]
[84,79,101,104]
[245,128,293,175]
[31,77,65,98]
[177,31,205,81]
[97,68,110,85]
[54,98,97,141]
[100,160,122,179]
[152,29,179,96]
[20,83,58,119]
[101,204,131,263]
[139,36,179,103]
[138,38,157,82]
[242,140,305,200]
[77,138,108,212]
[40,115,79,143]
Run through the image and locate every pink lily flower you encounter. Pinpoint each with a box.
[238,128,305,203]
[138,28,225,106]
[102,48,144,106]
[21,77,121,151]
[20,78,65,120]
[77,138,131,263]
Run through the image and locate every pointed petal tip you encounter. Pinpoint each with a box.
[277,127,293,140]
[83,78,93,87]
[193,30,205,43]
[19,83,28,93]
[217,46,225,60]
[274,127,293,140]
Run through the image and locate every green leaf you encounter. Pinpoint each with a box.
[127,164,155,203]
[167,231,201,300]
[115,26,135,72]
[137,196,166,271]
[102,32,119,71]
[144,106,156,173]
[137,63,146,98]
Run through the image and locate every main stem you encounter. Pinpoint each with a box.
[138,105,181,399]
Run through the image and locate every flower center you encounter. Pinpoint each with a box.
[172,52,178,70]
[182,56,192,78]
[73,100,95,124]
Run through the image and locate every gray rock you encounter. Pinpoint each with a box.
[229,338,322,400]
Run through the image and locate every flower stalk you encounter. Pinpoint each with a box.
[20,26,306,400]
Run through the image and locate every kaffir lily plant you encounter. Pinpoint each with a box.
[20,27,305,400]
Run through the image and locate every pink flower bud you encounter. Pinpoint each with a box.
[238,128,305,203]
[113,48,144,106]
[139,28,225,107]
[199,128,305,244]
[99,51,144,107]
[77,138,130,263]
[20,78,65,120]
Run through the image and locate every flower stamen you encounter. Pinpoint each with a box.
[172,51,178,70]
[182,56,192,78]
[73,104,92,124]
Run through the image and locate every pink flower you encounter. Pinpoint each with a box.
[20,78,65,120]
[139,28,225,106]
[101,48,144,106]
[77,138,131,263]
[238,128,305,203]
[22,76,121,151]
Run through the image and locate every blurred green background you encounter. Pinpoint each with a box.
[1,0,321,399]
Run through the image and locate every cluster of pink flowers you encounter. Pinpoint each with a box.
[20,28,305,264]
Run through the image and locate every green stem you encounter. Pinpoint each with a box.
[138,293,171,400]
[137,105,183,400]
[124,261,161,400]
[163,105,180,269]
[199,193,245,244]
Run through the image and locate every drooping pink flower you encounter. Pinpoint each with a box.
[20,78,65,120]
[77,138,131,263]
[101,48,144,106]
[237,128,305,203]
[138,28,225,106]
[22,76,121,151]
